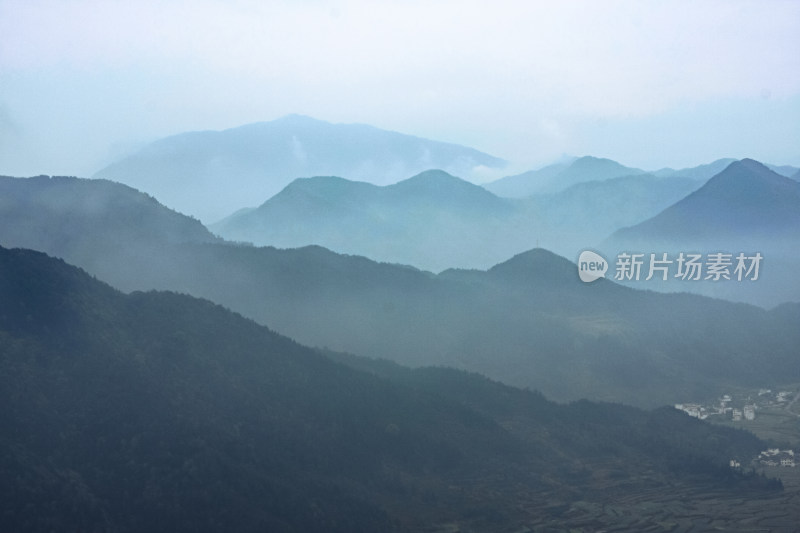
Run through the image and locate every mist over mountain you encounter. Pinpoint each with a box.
[0,175,220,278]
[604,159,800,305]
[766,163,800,178]
[93,115,506,222]
[2,173,798,406]
[527,174,701,258]
[212,166,704,272]
[87,241,800,406]
[212,170,536,272]
[2,245,787,531]
[484,156,646,198]
[481,160,572,198]
[652,158,738,180]
[609,159,800,244]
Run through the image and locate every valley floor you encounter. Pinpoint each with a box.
[424,481,800,533]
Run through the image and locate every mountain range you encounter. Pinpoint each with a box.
[483,156,647,198]
[486,156,798,199]
[93,114,506,222]
[212,156,800,304]
[1,174,798,406]
[211,169,534,272]
[0,244,789,531]
[610,159,800,245]
[526,173,701,256]
[211,167,703,272]
[603,159,800,305]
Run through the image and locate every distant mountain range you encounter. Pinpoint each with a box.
[767,163,800,178]
[1,245,784,531]
[484,156,647,197]
[93,114,506,222]
[211,166,705,272]
[212,169,535,272]
[603,159,800,305]
[486,156,798,199]
[1,174,798,406]
[651,158,738,180]
[527,173,701,257]
[610,159,800,246]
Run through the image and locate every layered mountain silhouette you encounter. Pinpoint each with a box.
[527,174,700,256]
[0,174,219,277]
[2,173,798,405]
[212,170,534,271]
[484,156,646,197]
[1,245,784,531]
[93,115,506,222]
[609,159,800,245]
[766,163,800,178]
[603,159,800,305]
[481,159,573,198]
[652,158,737,180]
[212,167,704,271]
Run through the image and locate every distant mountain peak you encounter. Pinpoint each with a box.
[387,169,507,207]
[701,158,793,193]
[407,168,457,180]
[391,169,470,189]
[94,116,506,222]
[572,155,621,166]
[487,248,578,285]
[608,158,800,245]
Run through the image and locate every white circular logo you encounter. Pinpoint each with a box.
[578,250,608,283]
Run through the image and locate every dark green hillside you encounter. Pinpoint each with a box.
[0,246,787,531]
[1,175,799,407]
[0,175,218,265]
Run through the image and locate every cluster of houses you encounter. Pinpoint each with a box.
[729,449,795,470]
[674,397,756,421]
[756,449,796,468]
[674,389,796,422]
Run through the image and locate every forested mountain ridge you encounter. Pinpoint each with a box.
[0,245,786,531]
[1,175,798,407]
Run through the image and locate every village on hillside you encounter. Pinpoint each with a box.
[675,388,797,423]
[675,386,800,470]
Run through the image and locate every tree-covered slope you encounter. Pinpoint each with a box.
[0,246,785,531]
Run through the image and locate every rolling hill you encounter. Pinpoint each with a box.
[525,173,701,258]
[2,174,798,405]
[0,174,220,276]
[481,160,573,198]
[0,245,788,531]
[610,159,800,244]
[212,168,703,271]
[603,159,800,305]
[93,115,506,222]
[652,158,737,180]
[211,170,534,272]
[484,156,646,197]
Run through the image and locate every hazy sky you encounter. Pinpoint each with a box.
[1,0,799,178]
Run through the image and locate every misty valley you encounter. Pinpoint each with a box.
[2,116,800,532]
